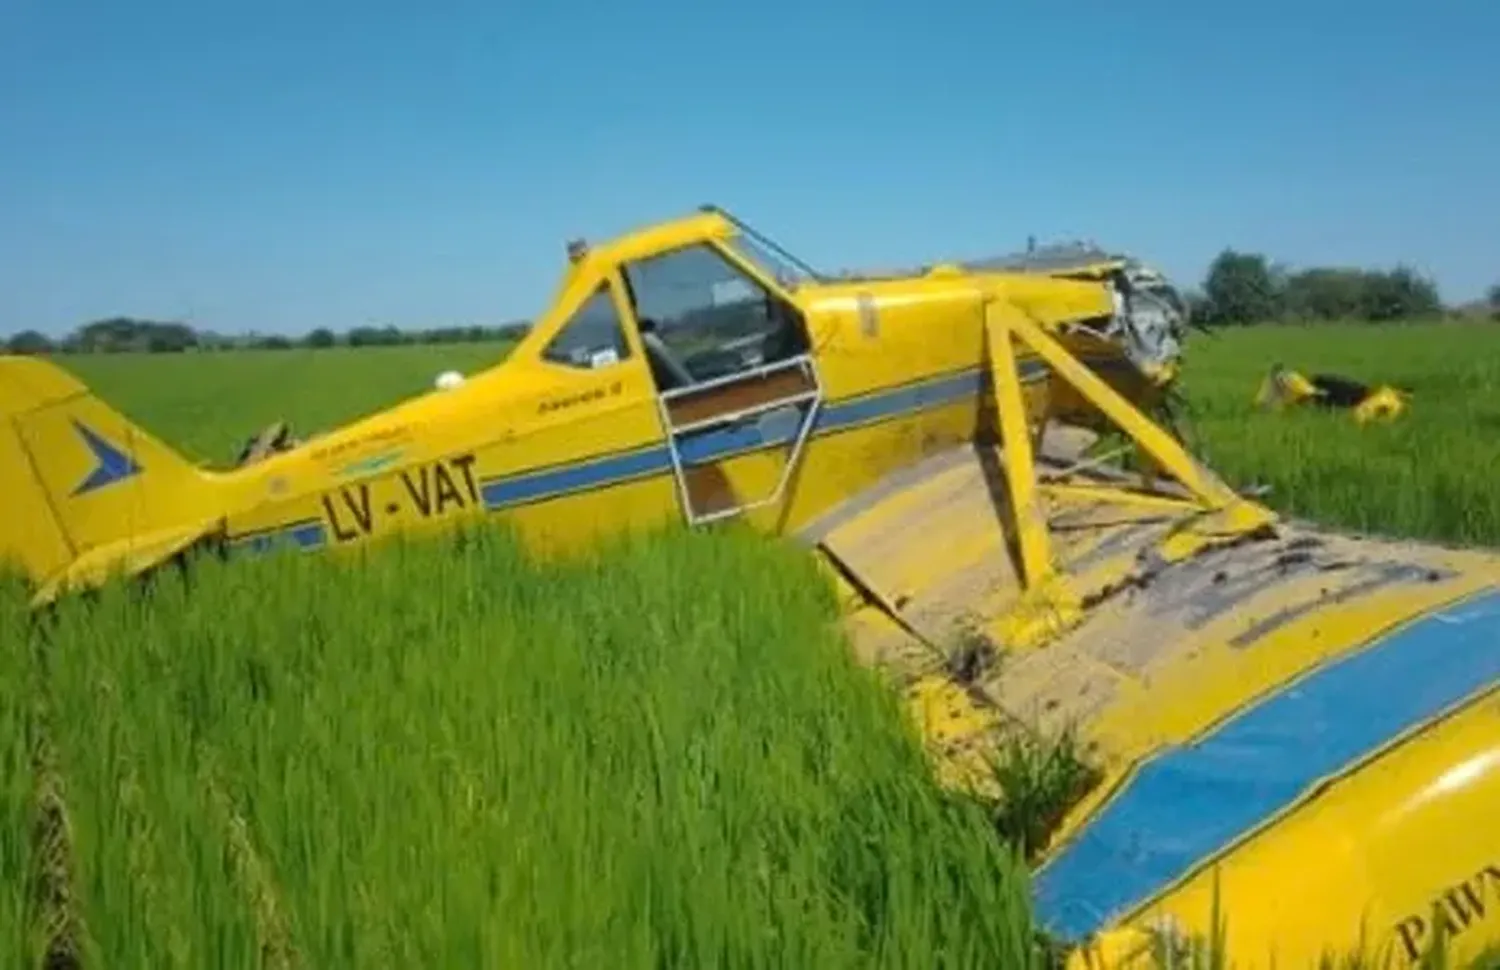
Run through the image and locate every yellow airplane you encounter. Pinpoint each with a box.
[3,205,1498,968]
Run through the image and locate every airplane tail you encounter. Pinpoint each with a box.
[0,355,224,604]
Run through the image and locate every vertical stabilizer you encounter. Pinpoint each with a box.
[0,356,223,602]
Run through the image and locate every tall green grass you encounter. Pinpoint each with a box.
[1,577,41,965]
[1180,322,1500,547]
[26,526,1041,968]
[21,322,1500,966]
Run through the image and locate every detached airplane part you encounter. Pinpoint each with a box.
[2,206,1496,968]
[1255,363,1410,423]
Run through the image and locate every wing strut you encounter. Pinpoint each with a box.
[981,297,1279,650]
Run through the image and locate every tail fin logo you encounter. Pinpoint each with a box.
[71,420,142,496]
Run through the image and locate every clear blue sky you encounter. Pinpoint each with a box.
[3,1,1497,338]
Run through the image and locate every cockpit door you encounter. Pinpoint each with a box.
[656,354,823,525]
[620,241,825,526]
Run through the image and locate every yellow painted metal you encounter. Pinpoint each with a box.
[1010,310,1252,520]
[1354,384,1408,423]
[1071,675,1500,970]
[982,299,1084,650]
[1254,364,1322,409]
[963,289,1278,656]
[0,398,73,582]
[835,466,1500,967]
[4,205,1498,967]
[1255,363,1410,424]
[788,301,1500,967]
[904,674,1007,797]
[984,300,1056,590]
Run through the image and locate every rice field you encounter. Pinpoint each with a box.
[54,321,1500,550]
[5,529,1044,968]
[1178,321,1500,549]
[6,320,1500,967]
[61,342,515,465]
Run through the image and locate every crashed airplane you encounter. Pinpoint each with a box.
[3,205,1496,967]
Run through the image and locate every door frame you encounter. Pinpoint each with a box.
[654,353,824,526]
[617,240,827,526]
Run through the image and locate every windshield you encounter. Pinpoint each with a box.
[723,232,817,291]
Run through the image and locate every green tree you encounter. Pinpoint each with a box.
[6,330,54,355]
[1282,267,1369,321]
[347,325,405,347]
[72,317,197,353]
[1199,249,1281,325]
[304,327,337,348]
[1360,266,1441,321]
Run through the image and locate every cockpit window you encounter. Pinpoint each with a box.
[621,243,809,389]
[541,283,632,370]
[722,232,814,290]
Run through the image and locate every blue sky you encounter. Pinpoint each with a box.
[3,1,1496,338]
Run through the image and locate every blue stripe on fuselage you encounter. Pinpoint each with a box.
[231,354,1131,549]
[1031,586,1500,942]
[229,520,327,554]
[818,368,986,435]
[477,365,993,510]
[479,444,671,509]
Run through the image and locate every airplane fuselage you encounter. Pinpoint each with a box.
[212,217,1152,568]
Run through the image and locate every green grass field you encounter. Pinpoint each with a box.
[61,342,515,465]
[1178,322,1500,549]
[56,321,1500,549]
[5,530,1042,968]
[6,321,1500,967]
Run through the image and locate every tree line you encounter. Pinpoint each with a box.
[1187,250,1496,327]
[5,249,1498,356]
[3,317,533,357]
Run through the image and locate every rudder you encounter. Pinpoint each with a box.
[0,355,223,603]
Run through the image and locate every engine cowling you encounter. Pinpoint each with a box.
[960,243,1189,386]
